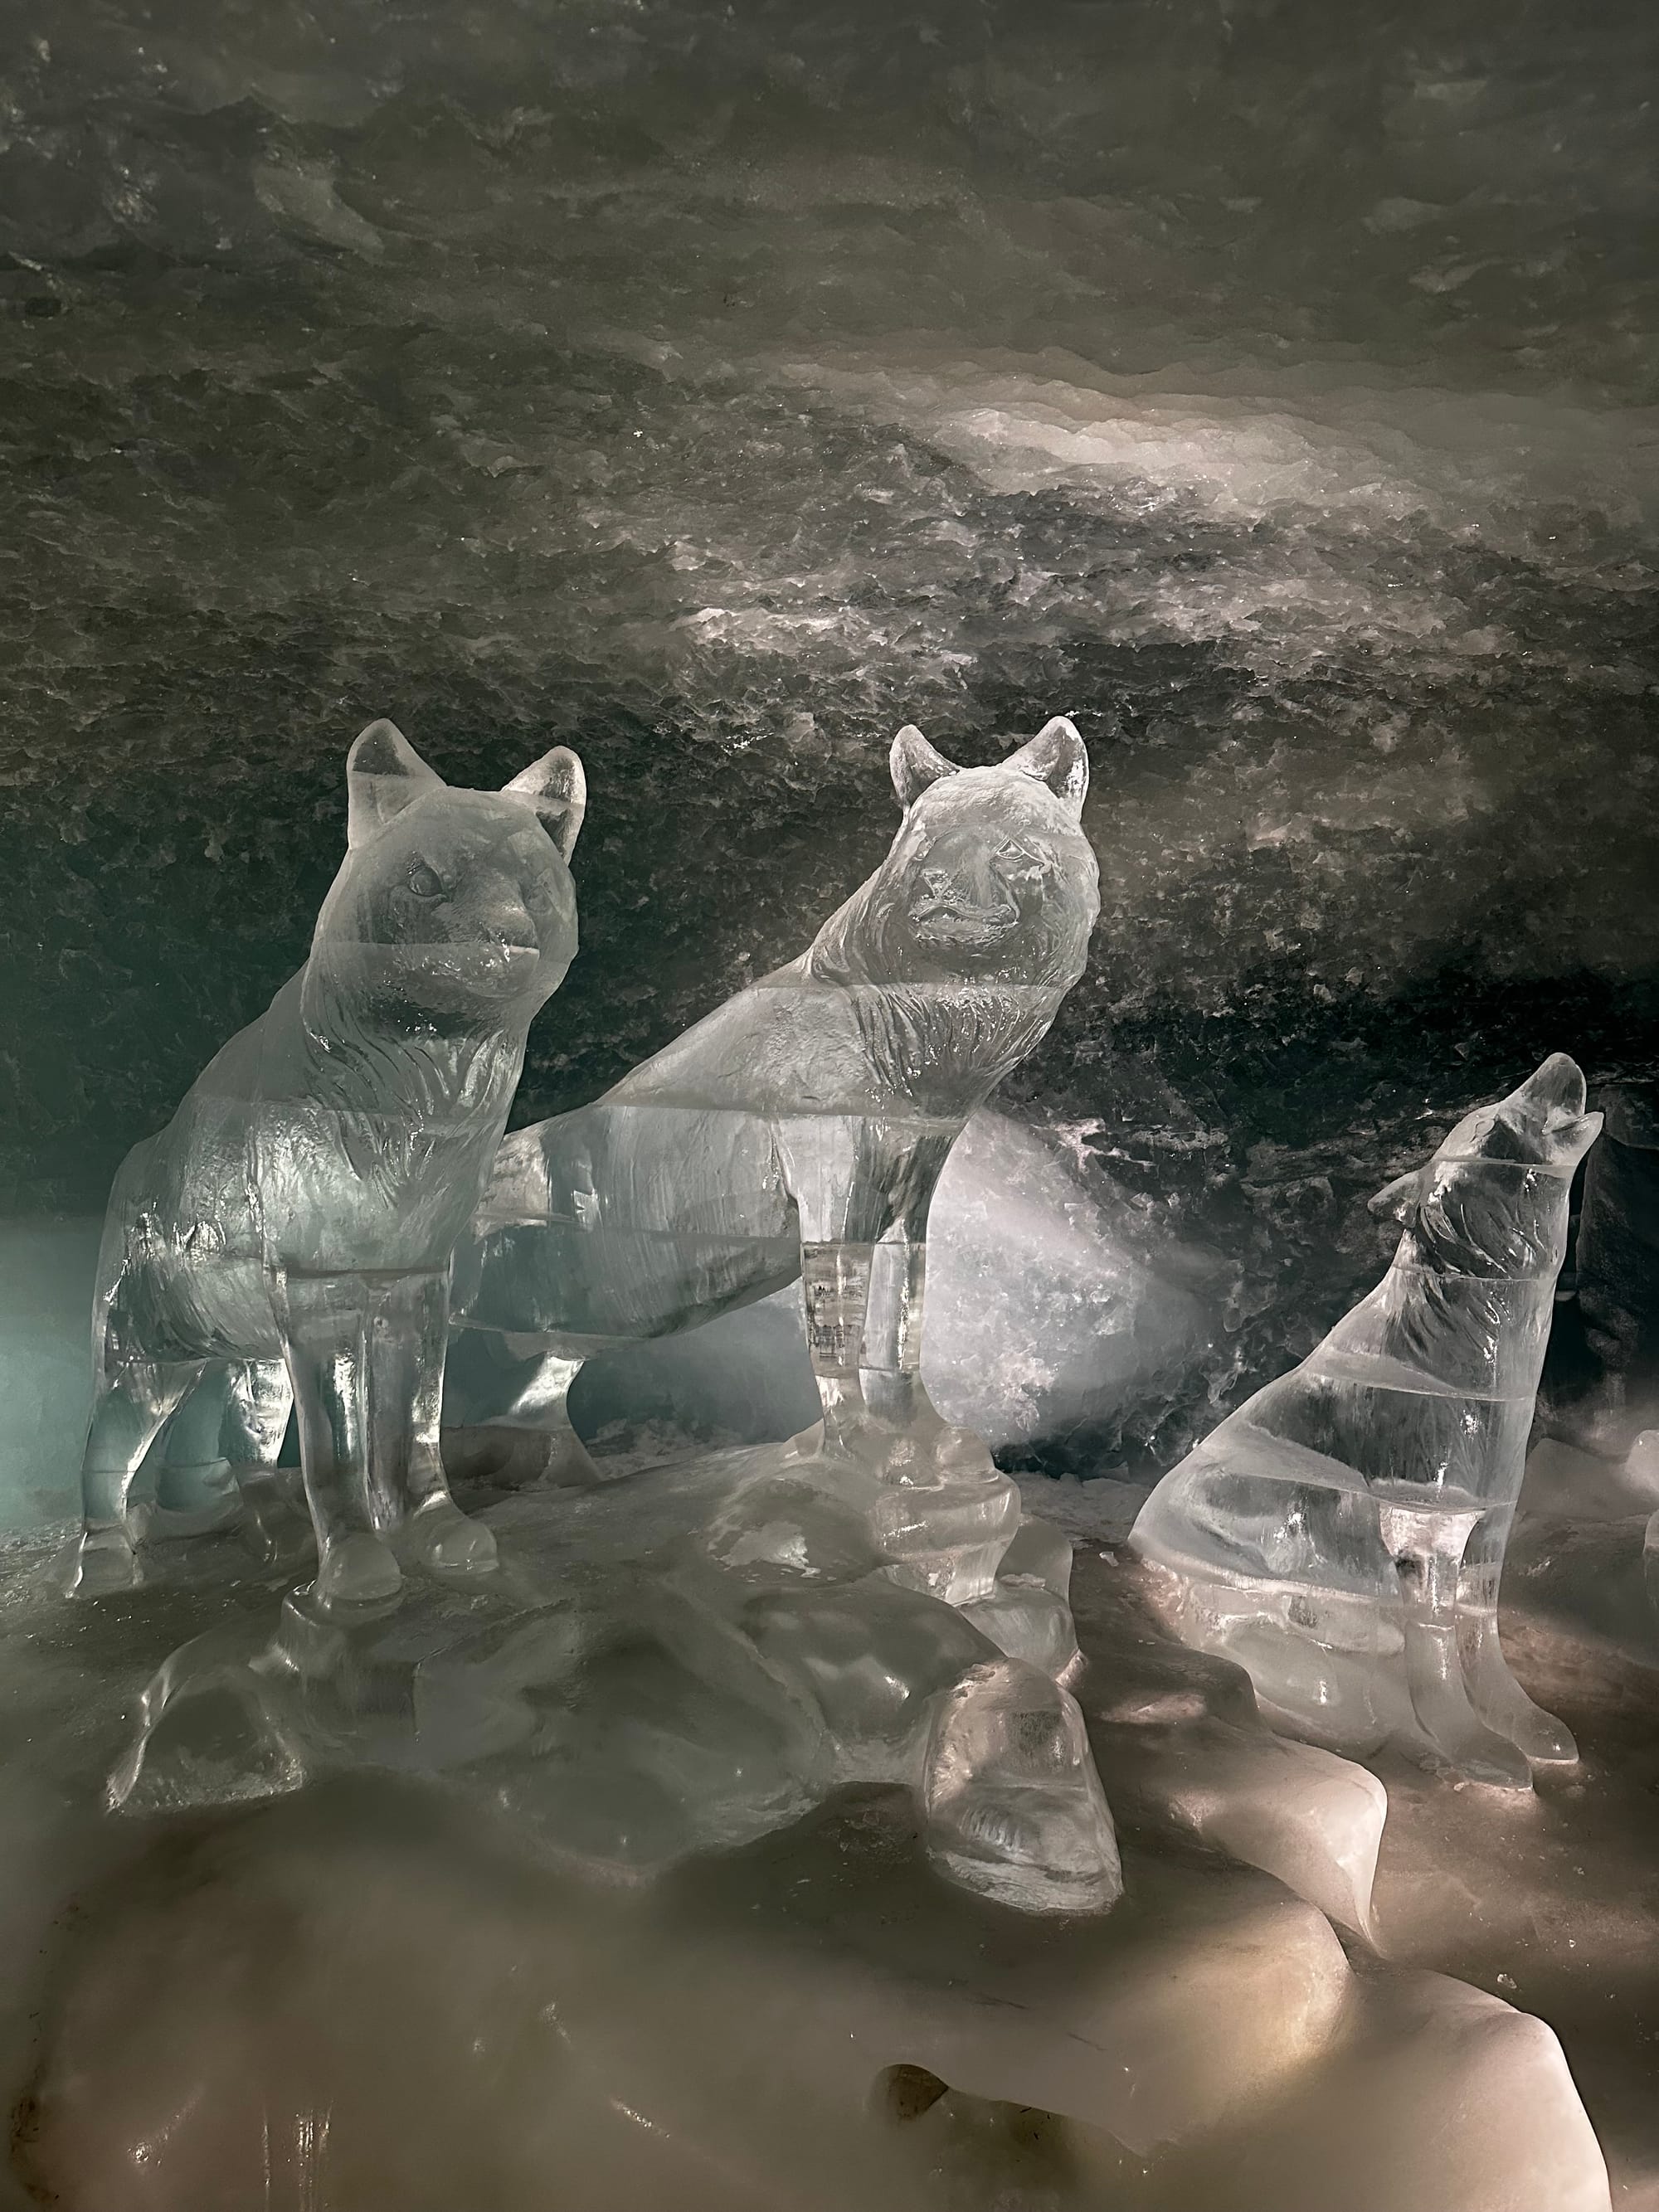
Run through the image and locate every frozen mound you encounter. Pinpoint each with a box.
[100,1441,1123,1921]
[2,1414,1652,2206]
[12,1701,1608,2212]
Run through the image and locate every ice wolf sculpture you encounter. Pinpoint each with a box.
[447,716,1099,1591]
[1132,1054,1601,1790]
[65,720,585,1611]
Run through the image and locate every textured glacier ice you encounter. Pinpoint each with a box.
[1539,1081,1659,1457]
[64,721,586,1610]
[921,1109,1214,1461]
[1132,1053,1601,1787]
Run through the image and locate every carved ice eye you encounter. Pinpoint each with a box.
[406,860,445,901]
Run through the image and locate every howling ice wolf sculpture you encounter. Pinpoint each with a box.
[66,720,585,1611]
[1132,1054,1602,1789]
[447,717,1099,1539]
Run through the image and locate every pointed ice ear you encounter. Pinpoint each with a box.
[504,746,586,862]
[347,719,445,848]
[1010,716,1088,813]
[1368,1169,1425,1226]
[890,725,959,810]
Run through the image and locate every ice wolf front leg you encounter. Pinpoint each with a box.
[775,1116,930,1454]
[777,1118,1018,1603]
[67,1359,206,1595]
[1378,1494,1533,1790]
[859,1142,1005,1477]
[1458,1503,1577,1765]
[275,1268,497,1613]
[859,1162,986,1458]
[861,1190,935,1432]
[150,1359,293,1529]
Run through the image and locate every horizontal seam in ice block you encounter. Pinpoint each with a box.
[1306,1359,1523,1403]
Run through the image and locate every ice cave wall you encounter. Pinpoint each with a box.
[1,0,1655,1503]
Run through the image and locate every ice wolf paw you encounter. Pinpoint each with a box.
[314,1530,403,1612]
[408,1495,499,1579]
[922,1660,1122,1914]
[62,1525,140,1598]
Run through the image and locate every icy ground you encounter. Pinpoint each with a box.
[2,0,1657,1457]
[0,1427,1652,2210]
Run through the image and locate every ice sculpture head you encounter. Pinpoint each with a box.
[1370,1053,1603,1276]
[828,716,1099,988]
[311,720,584,1023]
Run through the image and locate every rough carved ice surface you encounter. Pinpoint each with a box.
[1132,1055,1603,1787]
[101,1442,1121,1919]
[66,722,586,1610]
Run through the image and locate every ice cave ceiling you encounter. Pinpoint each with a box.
[2,0,1656,1457]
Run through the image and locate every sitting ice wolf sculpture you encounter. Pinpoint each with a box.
[1132,1054,1601,1790]
[448,717,1098,1595]
[66,720,585,1611]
